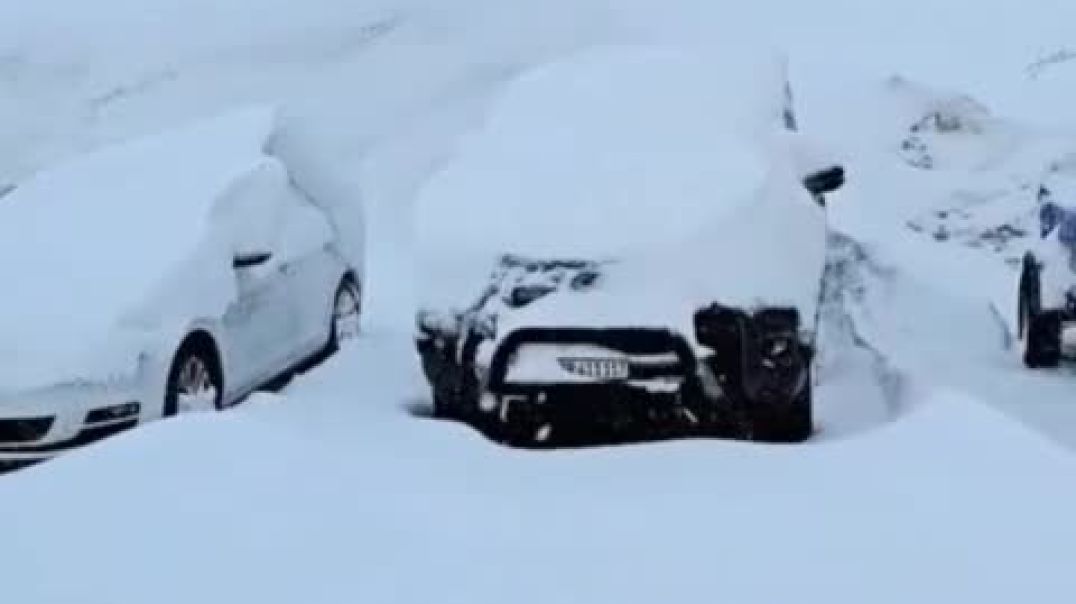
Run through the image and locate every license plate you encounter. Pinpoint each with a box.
[557,357,631,380]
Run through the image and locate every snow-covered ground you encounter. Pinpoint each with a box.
[5,0,1076,602]
[4,336,1076,604]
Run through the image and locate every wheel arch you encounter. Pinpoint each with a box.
[328,267,362,325]
[174,328,224,392]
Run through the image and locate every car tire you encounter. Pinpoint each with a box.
[163,336,224,417]
[294,275,364,376]
[751,367,813,443]
[1019,255,1062,368]
[328,275,362,351]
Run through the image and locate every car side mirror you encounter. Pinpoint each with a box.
[803,165,845,196]
[232,251,273,269]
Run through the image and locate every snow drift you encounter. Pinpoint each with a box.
[3,339,1076,604]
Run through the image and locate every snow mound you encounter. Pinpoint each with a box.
[3,336,1076,604]
[0,106,279,389]
[1017,49,1076,128]
[0,0,395,69]
[415,45,786,261]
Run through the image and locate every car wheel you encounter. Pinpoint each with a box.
[432,392,453,419]
[329,276,362,351]
[1019,255,1062,368]
[751,367,813,443]
[163,338,223,416]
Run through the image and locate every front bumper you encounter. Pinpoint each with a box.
[419,316,813,446]
[489,382,744,446]
[0,381,146,466]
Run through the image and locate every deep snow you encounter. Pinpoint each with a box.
[0,107,278,389]
[415,45,777,261]
[4,336,1076,604]
[415,45,830,330]
[4,1,1076,603]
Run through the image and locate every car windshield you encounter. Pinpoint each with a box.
[481,255,604,310]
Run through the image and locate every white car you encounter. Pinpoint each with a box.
[0,107,363,466]
[414,45,843,446]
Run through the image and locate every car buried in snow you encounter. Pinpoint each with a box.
[413,46,845,447]
[1017,177,1076,368]
[0,107,363,468]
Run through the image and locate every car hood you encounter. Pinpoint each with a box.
[0,323,153,394]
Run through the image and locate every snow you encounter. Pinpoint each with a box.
[3,340,1076,604]
[416,46,775,258]
[1008,50,1076,129]
[0,106,278,390]
[5,0,1076,603]
[416,45,828,324]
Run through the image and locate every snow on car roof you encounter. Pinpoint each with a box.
[0,106,278,388]
[414,44,822,315]
[416,44,783,256]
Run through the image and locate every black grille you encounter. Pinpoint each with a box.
[0,418,137,454]
[0,417,54,444]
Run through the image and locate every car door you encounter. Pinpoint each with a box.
[274,191,341,356]
[221,252,300,397]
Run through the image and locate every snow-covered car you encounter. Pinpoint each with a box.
[413,46,844,446]
[0,107,363,466]
[1017,176,1076,367]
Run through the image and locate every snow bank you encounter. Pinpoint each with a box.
[0,106,278,390]
[0,0,397,71]
[2,339,1075,604]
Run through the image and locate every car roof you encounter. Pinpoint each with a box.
[416,44,797,307]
